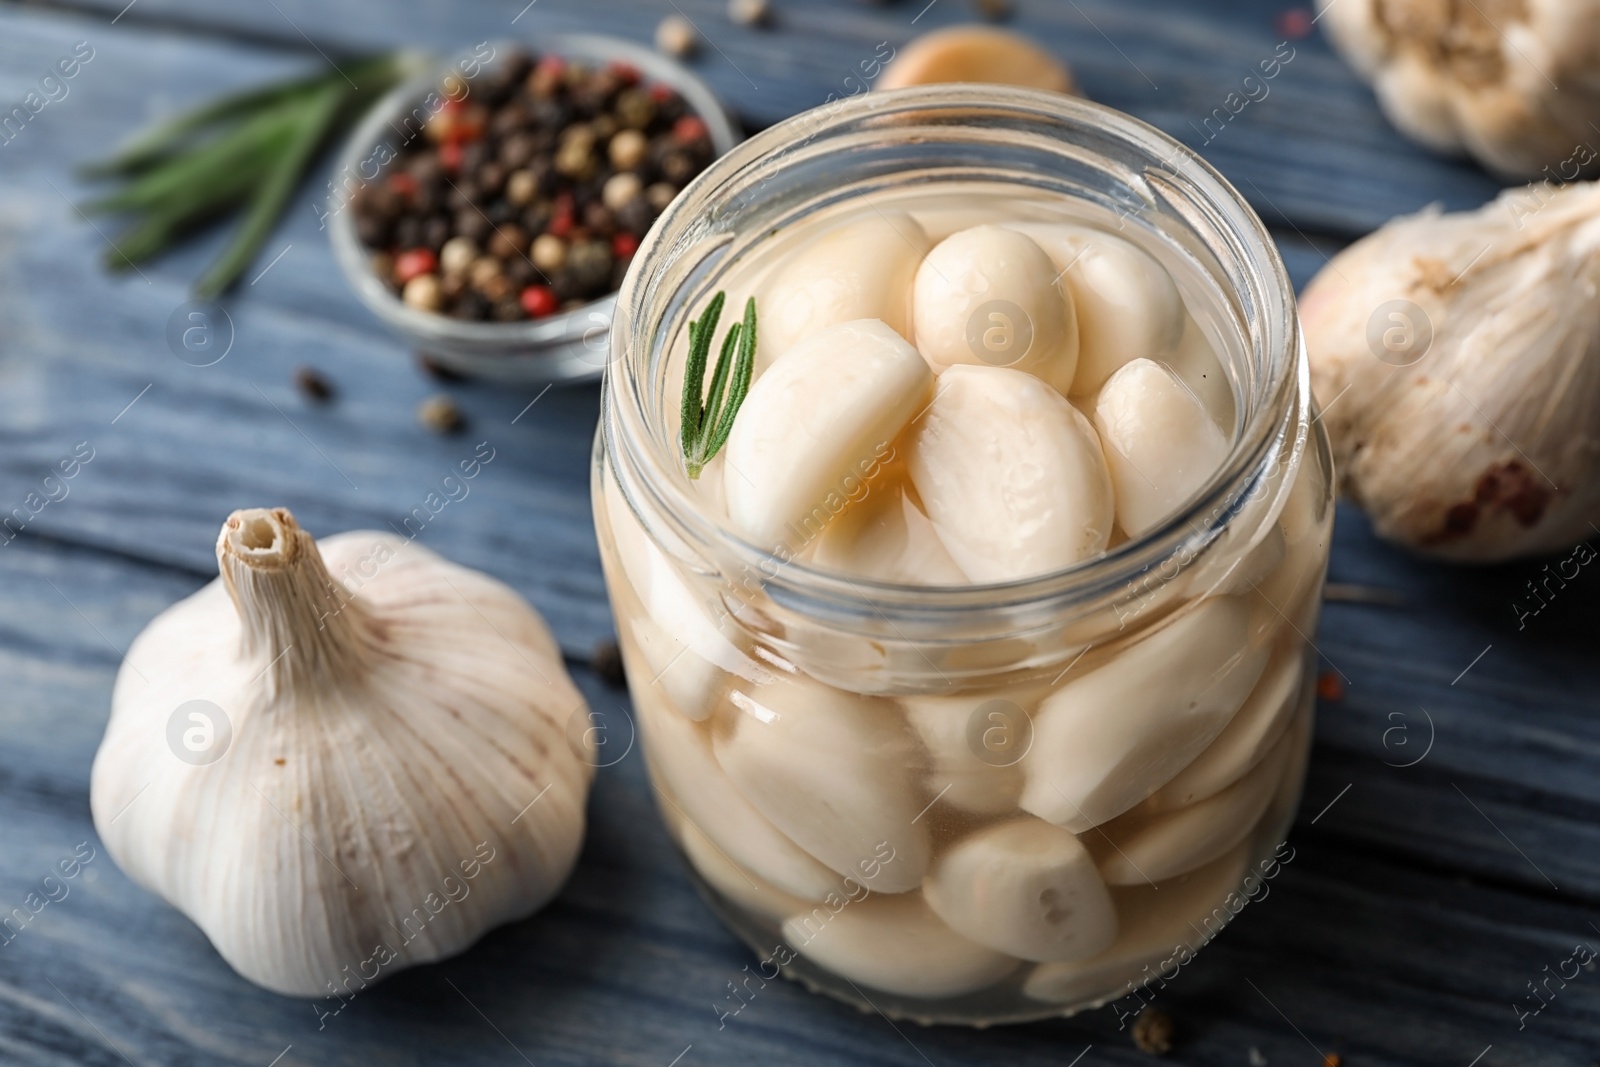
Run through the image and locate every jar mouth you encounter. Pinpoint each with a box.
[605,84,1304,621]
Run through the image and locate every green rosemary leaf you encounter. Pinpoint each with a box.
[679,290,725,457]
[194,82,343,298]
[83,103,302,216]
[79,54,400,179]
[79,81,323,179]
[702,321,742,442]
[704,298,757,462]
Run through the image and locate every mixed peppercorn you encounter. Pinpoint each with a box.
[352,50,715,323]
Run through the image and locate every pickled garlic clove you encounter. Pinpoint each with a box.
[912,225,1079,393]
[1148,646,1304,811]
[723,319,933,551]
[1022,843,1251,1005]
[1164,313,1234,432]
[923,818,1117,963]
[678,820,811,923]
[908,364,1114,582]
[1094,727,1290,885]
[902,694,1026,814]
[811,479,968,585]
[756,213,930,367]
[782,892,1019,999]
[1005,223,1184,397]
[714,675,931,893]
[1020,597,1269,832]
[602,475,771,716]
[1093,358,1230,537]
[633,680,842,900]
[1253,696,1314,852]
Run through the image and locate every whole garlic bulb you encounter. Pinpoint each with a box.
[1317,0,1600,178]
[90,508,594,996]
[1300,180,1600,560]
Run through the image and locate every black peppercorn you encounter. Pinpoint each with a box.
[454,208,491,243]
[421,214,452,251]
[451,290,492,321]
[392,215,423,250]
[615,197,655,236]
[583,201,618,236]
[565,239,614,298]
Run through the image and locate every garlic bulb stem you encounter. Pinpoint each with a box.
[216,508,376,693]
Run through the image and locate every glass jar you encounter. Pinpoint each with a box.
[593,85,1332,1025]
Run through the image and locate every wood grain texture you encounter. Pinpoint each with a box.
[0,1,1597,1064]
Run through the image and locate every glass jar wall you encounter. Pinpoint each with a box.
[593,86,1332,1025]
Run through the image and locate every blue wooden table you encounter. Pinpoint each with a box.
[1,1,1596,1064]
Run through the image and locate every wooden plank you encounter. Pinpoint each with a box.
[0,520,1596,1065]
[2,4,1599,1063]
[2,6,1599,900]
[26,0,1506,235]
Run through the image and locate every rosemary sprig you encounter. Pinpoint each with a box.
[681,292,757,479]
[79,53,408,298]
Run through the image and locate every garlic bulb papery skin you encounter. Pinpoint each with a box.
[89,508,594,997]
[1317,0,1600,179]
[1300,181,1600,560]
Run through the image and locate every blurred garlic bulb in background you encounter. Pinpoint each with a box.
[1317,0,1600,178]
[90,508,594,996]
[1299,181,1600,560]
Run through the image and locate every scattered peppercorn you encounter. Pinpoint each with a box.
[352,49,715,322]
[592,638,627,688]
[417,394,465,434]
[728,0,771,27]
[417,354,467,381]
[1316,670,1344,702]
[293,365,335,403]
[656,15,699,58]
[1130,1008,1175,1055]
[1322,1055,1341,1067]
[972,0,1014,20]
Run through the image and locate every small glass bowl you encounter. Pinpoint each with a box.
[327,35,742,385]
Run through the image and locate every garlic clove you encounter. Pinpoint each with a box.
[633,675,843,901]
[677,818,811,923]
[1020,596,1269,832]
[1022,842,1250,1005]
[908,364,1115,582]
[1093,727,1289,886]
[1094,357,1231,538]
[782,892,1020,999]
[755,213,930,366]
[901,693,1025,815]
[91,509,594,997]
[1253,693,1314,852]
[1005,223,1185,396]
[1302,181,1600,560]
[1317,0,1600,179]
[723,318,933,550]
[912,225,1079,394]
[1147,645,1303,811]
[810,476,969,586]
[1163,312,1235,433]
[923,818,1118,962]
[714,675,931,894]
[601,473,773,718]
[878,26,1075,95]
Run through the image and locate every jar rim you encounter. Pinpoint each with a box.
[603,84,1307,622]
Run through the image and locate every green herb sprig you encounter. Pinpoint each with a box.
[680,292,757,479]
[79,53,408,298]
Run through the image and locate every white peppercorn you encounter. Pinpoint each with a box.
[402,274,443,312]
[602,172,645,213]
[656,15,699,57]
